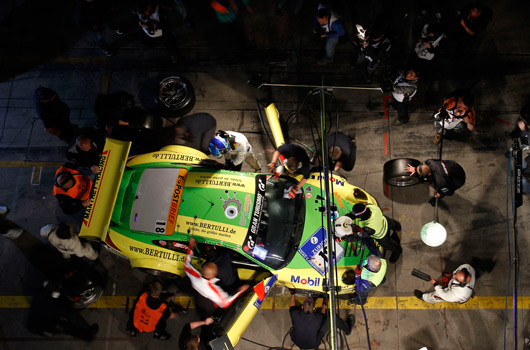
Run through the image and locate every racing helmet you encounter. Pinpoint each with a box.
[209,135,230,158]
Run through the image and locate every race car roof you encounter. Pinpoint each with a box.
[128,167,258,246]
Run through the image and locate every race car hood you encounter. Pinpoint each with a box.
[176,171,260,246]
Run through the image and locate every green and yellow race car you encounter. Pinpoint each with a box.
[80,138,378,295]
[79,102,382,348]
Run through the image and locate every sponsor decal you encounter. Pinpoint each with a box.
[152,153,203,163]
[253,275,278,309]
[83,150,108,225]
[220,190,242,219]
[309,175,345,186]
[189,173,255,191]
[194,174,247,188]
[183,219,237,238]
[171,242,189,250]
[252,245,268,260]
[195,179,245,188]
[305,186,312,192]
[243,175,267,251]
[290,275,321,287]
[306,193,312,199]
[166,169,187,235]
[333,192,344,208]
[239,194,252,226]
[129,245,186,262]
[298,227,345,276]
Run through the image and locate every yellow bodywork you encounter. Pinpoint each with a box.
[80,138,131,240]
[264,103,285,148]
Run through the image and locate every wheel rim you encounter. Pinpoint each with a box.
[386,175,420,187]
[73,285,103,308]
[159,78,189,108]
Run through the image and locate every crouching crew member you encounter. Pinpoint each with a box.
[209,130,261,172]
[353,255,387,305]
[405,159,466,205]
[53,163,93,215]
[414,264,476,304]
[269,144,311,199]
[347,203,402,263]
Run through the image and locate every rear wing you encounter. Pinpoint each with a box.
[263,103,285,149]
[80,138,132,240]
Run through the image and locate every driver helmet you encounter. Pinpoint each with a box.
[209,135,230,158]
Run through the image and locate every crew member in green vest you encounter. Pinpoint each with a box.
[348,203,402,263]
[353,255,387,305]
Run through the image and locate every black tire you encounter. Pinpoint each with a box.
[384,158,421,187]
[72,285,104,309]
[155,75,195,117]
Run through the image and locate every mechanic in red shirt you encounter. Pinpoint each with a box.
[184,238,249,312]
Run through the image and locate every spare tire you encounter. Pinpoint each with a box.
[155,75,195,117]
[384,158,421,187]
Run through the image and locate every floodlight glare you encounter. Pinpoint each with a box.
[420,221,447,247]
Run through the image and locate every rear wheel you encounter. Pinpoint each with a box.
[384,158,421,187]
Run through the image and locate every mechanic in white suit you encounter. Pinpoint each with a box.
[209,130,261,172]
[40,223,98,261]
[414,264,475,304]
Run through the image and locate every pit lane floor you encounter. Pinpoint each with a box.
[1,0,530,349]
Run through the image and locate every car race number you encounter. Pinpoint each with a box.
[154,221,166,234]
[298,227,345,276]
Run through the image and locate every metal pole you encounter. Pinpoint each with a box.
[261,82,381,91]
[319,86,339,350]
[433,114,444,223]
[438,117,445,161]
[434,197,439,222]
[512,137,521,350]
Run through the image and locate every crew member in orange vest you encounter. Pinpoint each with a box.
[53,163,93,215]
[126,281,176,340]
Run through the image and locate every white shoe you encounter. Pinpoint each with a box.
[4,228,23,239]
[40,224,57,238]
[0,206,8,215]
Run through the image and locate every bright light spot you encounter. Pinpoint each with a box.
[420,221,447,247]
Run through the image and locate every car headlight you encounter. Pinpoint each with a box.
[341,269,356,285]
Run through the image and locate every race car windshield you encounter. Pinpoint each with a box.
[248,176,305,270]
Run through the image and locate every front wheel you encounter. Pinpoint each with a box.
[383,158,421,187]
